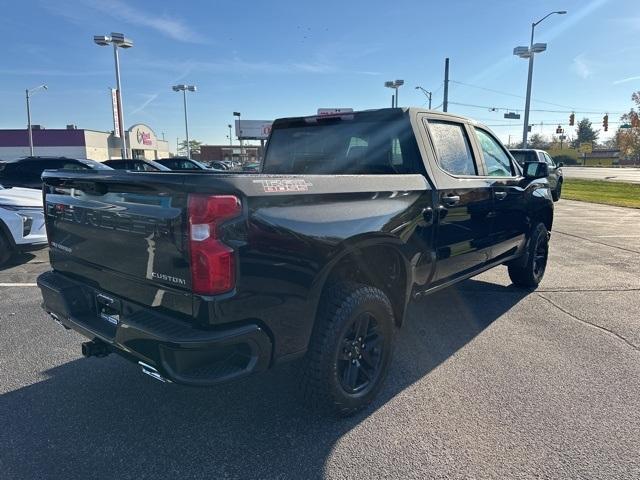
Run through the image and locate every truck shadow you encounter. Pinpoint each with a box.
[1,278,529,479]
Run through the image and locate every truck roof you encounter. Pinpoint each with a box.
[271,107,489,130]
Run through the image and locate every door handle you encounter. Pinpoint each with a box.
[442,195,460,207]
[494,191,508,200]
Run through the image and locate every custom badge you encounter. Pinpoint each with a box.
[253,179,313,193]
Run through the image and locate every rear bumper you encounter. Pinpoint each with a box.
[37,271,273,386]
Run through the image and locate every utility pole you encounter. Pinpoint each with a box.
[443,57,450,112]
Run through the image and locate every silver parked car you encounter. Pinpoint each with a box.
[510,149,564,201]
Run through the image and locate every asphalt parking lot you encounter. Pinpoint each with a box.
[1,199,639,479]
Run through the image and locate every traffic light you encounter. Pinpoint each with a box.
[569,113,575,126]
[556,125,563,134]
[603,114,609,132]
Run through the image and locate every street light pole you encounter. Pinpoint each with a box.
[516,11,566,147]
[172,84,197,159]
[415,86,432,109]
[26,89,32,156]
[94,33,133,159]
[384,80,404,108]
[233,112,243,164]
[228,124,232,146]
[182,89,190,159]
[25,85,47,156]
[112,44,128,159]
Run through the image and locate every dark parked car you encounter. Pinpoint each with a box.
[156,157,211,171]
[38,108,553,415]
[0,156,111,189]
[103,158,170,171]
[510,149,563,201]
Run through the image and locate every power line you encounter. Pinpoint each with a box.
[448,101,624,115]
[449,79,582,110]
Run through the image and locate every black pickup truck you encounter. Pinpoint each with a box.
[38,108,553,415]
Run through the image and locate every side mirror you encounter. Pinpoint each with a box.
[524,161,549,179]
[557,161,564,168]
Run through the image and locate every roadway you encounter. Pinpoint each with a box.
[563,166,640,183]
[1,200,639,479]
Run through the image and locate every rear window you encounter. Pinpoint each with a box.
[263,115,423,174]
[510,151,537,167]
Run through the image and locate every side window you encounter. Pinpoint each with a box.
[543,153,555,166]
[474,128,514,176]
[62,162,89,170]
[427,120,477,176]
[18,161,48,178]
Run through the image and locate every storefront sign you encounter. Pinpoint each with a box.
[234,120,273,140]
[128,124,157,149]
[136,129,152,146]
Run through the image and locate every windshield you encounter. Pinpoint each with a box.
[77,159,113,170]
[263,115,422,174]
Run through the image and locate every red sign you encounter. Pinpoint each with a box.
[136,129,152,146]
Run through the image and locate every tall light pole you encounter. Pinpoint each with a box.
[514,10,566,147]
[227,124,233,146]
[25,84,47,156]
[233,112,243,164]
[172,84,197,158]
[415,86,432,109]
[384,80,404,107]
[94,32,133,159]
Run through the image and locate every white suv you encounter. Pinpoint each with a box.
[0,186,47,266]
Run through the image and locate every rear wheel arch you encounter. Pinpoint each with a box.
[313,240,411,328]
[0,221,15,266]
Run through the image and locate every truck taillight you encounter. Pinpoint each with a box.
[188,194,242,295]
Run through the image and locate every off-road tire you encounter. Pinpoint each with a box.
[301,282,395,416]
[0,230,13,267]
[508,222,549,288]
[552,180,562,202]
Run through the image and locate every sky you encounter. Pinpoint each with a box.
[1,0,639,150]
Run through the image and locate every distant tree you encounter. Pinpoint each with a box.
[528,133,548,149]
[601,136,619,150]
[616,91,640,160]
[178,140,202,156]
[572,118,599,148]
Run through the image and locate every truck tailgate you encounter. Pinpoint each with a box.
[44,172,193,303]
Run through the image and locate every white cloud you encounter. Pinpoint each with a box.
[613,75,640,85]
[45,0,207,44]
[0,68,109,76]
[133,58,376,77]
[87,0,206,44]
[572,54,593,79]
[130,94,160,116]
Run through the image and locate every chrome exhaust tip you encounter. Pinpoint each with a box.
[138,361,169,383]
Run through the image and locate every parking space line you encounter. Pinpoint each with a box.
[0,283,38,287]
